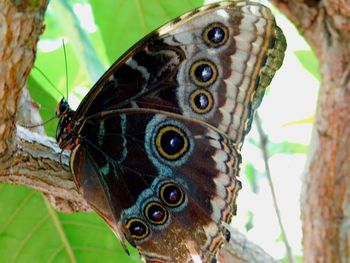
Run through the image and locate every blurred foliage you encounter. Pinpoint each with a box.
[0,184,140,263]
[281,256,303,263]
[245,211,254,231]
[294,50,320,80]
[248,138,308,157]
[245,163,258,193]
[89,0,203,63]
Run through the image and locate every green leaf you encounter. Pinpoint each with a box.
[248,139,308,156]
[268,141,308,155]
[245,211,254,231]
[245,163,258,193]
[90,0,204,63]
[281,255,303,263]
[0,184,141,263]
[294,50,320,80]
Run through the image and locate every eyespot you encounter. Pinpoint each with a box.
[160,182,185,208]
[144,202,168,225]
[126,218,149,240]
[189,89,213,114]
[190,60,218,87]
[203,23,228,47]
[155,125,189,160]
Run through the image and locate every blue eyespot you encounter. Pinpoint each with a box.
[208,27,225,43]
[195,63,213,82]
[126,218,149,240]
[161,130,184,155]
[194,92,209,109]
[144,202,168,225]
[156,125,189,160]
[189,89,213,114]
[160,183,185,208]
[190,60,218,87]
[203,23,228,47]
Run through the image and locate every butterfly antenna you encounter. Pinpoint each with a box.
[62,39,69,100]
[23,115,57,129]
[33,66,65,98]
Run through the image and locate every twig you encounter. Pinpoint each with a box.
[255,113,295,263]
[219,225,277,263]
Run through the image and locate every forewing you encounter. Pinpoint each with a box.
[75,1,286,146]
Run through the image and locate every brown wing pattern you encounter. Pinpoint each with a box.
[71,109,241,262]
[62,1,287,263]
[75,1,286,146]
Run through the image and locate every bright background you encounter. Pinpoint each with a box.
[0,0,319,262]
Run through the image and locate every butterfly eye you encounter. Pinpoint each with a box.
[160,183,185,208]
[56,98,69,117]
[190,60,218,87]
[144,202,168,225]
[126,218,150,240]
[155,125,189,160]
[203,23,228,47]
[189,89,213,114]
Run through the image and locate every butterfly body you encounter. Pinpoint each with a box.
[56,1,286,262]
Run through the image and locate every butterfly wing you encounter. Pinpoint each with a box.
[70,141,128,251]
[65,1,287,262]
[71,109,241,262]
[74,1,286,146]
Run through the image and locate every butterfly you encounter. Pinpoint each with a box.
[55,1,286,262]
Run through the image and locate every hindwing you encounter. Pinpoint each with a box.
[71,109,242,262]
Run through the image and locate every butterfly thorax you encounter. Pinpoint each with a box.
[56,98,78,150]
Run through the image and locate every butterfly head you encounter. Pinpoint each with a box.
[55,98,70,118]
[56,98,76,150]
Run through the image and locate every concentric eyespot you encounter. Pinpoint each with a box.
[144,202,168,225]
[189,89,213,114]
[203,23,228,47]
[190,60,218,87]
[160,182,185,208]
[155,125,189,160]
[126,218,149,240]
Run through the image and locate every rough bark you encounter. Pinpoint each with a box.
[218,226,276,263]
[271,0,350,262]
[0,0,46,156]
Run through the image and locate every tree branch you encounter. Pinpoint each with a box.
[271,1,350,262]
[219,227,277,263]
[0,0,47,156]
[255,114,295,263]
[0,125,90,212]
